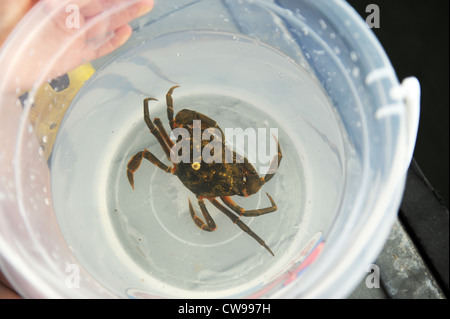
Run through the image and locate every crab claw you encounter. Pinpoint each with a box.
[127,170,135,190]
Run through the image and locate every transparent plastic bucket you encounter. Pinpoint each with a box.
[0,0,420,298]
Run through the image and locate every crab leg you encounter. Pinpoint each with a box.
[209,198,274,256]
[143,97,172,161]
[165,85,226,140]
[166,85,179,130]
[153,117,174,148]
[220,193,277,217]
[261,138,282,183]
[188,196,217,232]
[127,149,172,190]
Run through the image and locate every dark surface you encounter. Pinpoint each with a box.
[345,0,449,208]
[346,0,449,298]
[350,159,448,298]
[400,159,449,296]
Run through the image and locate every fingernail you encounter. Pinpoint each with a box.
[137,2,154,17]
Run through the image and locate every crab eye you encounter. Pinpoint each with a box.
[191,162,201,170]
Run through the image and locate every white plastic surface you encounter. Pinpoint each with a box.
[0,0,420,298]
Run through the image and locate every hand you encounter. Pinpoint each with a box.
[0,0,154,298]
[0,269,21,299]
[0,0,38,46]
[0,0,154,92]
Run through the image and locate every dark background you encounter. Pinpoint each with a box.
[346,0,449,297]
[346,0,449,208]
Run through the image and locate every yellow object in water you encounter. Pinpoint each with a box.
[20,63,95,161]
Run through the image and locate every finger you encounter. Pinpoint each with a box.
[79,0,154,19]
[84,0,153,40]
[43,0,153,38]
[79,0,115,18]
[45,23,132,80]
[0,0,35,46]
[93,24,132,59]
[44,0,94,12]
[42,0,88,34]
[79,0,145,18]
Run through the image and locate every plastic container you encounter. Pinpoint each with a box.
[0,0,420,298]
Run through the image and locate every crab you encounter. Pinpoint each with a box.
[127,86,282,256]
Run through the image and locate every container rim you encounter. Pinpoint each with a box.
[271,0,419,298]
[0,0,419,299]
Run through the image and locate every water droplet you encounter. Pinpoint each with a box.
[45,197,50,206]
[319,19,327,30]
[177,52,183,57]
[350,51,358,61]
[312,49,325,56]
[42,135,48,143]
